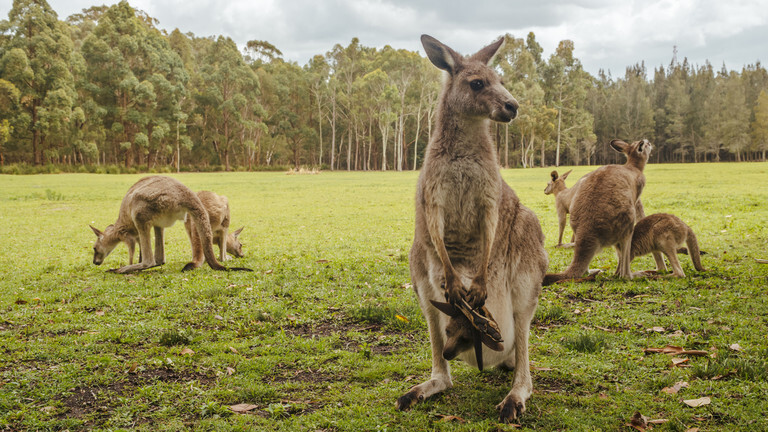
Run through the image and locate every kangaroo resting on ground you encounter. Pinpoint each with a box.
[544,169,578,247]
[630,213,706,277]
[543,139,652,285]
[397,35,547,423]
[183,190,244,269]
[90,176,251,273]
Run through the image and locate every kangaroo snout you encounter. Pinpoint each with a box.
[505,101,518,119]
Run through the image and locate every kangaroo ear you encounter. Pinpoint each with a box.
[421,34,462,74]
[233,226,244,237]
[550,170,559,181]
[610,139,629,153]
[429,300,461,317]
[471,36,505,66]
[480,333,505,352]
[561,169,573,180]
[89,225,103,238]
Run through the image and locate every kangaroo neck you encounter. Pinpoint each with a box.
[431,104,494,158]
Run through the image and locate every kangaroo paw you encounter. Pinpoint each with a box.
[396,389,422,411]
[497,395,526,423]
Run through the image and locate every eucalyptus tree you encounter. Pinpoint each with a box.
[751,90,768,160]
[542,40,594,166]
[195,36,260,170]
[0,0,77,165]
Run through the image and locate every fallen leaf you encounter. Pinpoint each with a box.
[226,367,235,375]
[180,348,195,356]
[95,310,105,316]
[628,411,648,431]
[395,314,409,323]
[729,343,742,351]
[756,259,768,264]
[671,357,690,366]
[228,346,239,354]
[15,299,27,305]
[40,406,56,414]
[315,259,330,263]
[683,397,711,408]
[127,362,138,373]
[214,315,224,321]
[644,345,708,356]
[662,381,689,394]
[436,414,467,423]
[648,419,669,425]
[686,428,700,432]
[230,403,258,413]
[650,326,665,333]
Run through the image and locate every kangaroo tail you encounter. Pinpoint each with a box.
[686,226,706,272]
[184,201,228,271]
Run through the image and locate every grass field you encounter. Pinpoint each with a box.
[1,163,767,431]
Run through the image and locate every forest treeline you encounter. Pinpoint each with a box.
[1,0,767,173]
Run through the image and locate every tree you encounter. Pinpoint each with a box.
[751,90,768,160]
[0,0,77,165]
[195,36,260,171]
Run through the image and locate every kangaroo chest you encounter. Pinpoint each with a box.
[423,156,500,259]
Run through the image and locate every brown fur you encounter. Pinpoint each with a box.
[543,139,653,285]
[90,176,250,273]
[396,35,547,423]
[630,213,705,277]
[183,191,244,269]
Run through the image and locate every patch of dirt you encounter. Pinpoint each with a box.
[282,319,415,356]
[534,374,591,395]
[268,366,340,384]
[60,368,215,420]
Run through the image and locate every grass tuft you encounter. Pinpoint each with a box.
[159,329,191,347]
[561,332,608,353]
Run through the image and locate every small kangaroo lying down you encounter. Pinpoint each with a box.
[90,176,251,273]
[630,213,706,277]
[183,191,244,270]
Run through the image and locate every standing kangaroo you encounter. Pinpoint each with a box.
[543,139,652,285]
[90,176,251,273]
[630,213,705,277]
[397,35,547,423]
[544,169,578,247]
[184,190,245,269]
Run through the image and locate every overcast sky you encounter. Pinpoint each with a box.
[6,0,768,77]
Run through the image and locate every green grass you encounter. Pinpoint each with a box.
[0,163,767,431]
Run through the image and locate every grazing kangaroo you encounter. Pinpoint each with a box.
[183,190,244,269]
[397,35,547,423]
[90,176,251,273]
[630,213,705,277]
[543,139,652,285]
[544,169,578,247]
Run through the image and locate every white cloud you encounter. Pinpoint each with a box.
[9,0,767,75]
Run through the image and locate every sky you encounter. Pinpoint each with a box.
[5,0,768,77]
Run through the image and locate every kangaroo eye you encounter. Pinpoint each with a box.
[470,80,484,91]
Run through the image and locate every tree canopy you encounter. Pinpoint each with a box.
[1,1,766,171]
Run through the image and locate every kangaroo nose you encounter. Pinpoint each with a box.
[505,101,518,119]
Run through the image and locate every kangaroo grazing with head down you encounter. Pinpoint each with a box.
[544,169,579,248]
[183,190,245,269]
[90,176,251,274]
[630,213,705,277]
[543,139,652,285]
[397,35,547,423]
